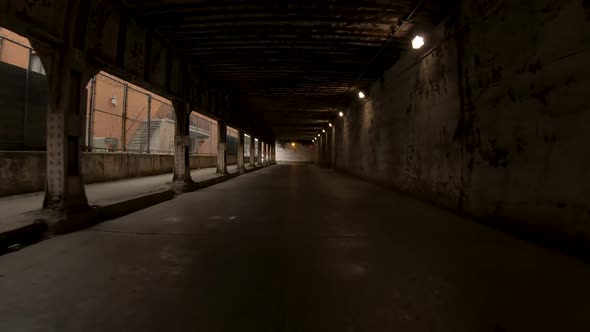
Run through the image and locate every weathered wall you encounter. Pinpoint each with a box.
[0,151,46,195]
[276,142,313,163]
[0,152,234,196]
[335,0,590,247]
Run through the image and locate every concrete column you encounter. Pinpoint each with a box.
[237,130,245,172]
[330,127,336,167]
[249,135,256,167]
[270,143,274,164]
[172,101,194,190]
[262,142,267,166]
[42,51,91,210]
[257,139,262,165]
[323,132,329,167]
[217,120,228,174]
[319,134,326,167]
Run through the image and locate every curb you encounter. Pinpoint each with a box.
[0,165,269,254]
[0,212,47,255]
[99,189,175,220]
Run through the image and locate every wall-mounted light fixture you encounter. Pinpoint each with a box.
[328,123,333,127]
[358,91,365,99]
[412,35,425,49]
[291,142,296,147]
[322,129,326,133]
[339,111,344,117]
[111,94,118,107]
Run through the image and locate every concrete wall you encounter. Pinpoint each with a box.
[0,151,46,195]
[335,0,590,247]
[0,152,237,196]
[277,142,313,163]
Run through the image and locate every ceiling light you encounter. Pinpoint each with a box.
[412,35,425,49]
[358,91,365,99]
[339,111,344,117]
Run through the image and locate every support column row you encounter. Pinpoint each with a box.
[41,51,267,210]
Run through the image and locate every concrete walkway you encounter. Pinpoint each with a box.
[0,165,240,220]
[1,164,590,331]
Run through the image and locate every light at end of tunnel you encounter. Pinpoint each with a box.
[329,123,332,127]
[339,111,344,117]
[412,35,425,49]
[358,91,365,99]
[291,142,295,147]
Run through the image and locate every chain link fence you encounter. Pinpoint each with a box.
[0,33,48,150]
[87,73,219,155]
[0,31,222,156]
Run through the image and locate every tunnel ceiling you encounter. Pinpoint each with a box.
[123,0,453,139]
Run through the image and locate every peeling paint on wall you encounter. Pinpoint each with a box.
[335,0,590,246]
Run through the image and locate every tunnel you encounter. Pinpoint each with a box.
[1,0,590,331]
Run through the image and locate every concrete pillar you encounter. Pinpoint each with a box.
[249,135,256,167]
[42,50,91,210]
[330,127,336,167]
[172,101,194,190]
[257,139,262,165]
[262,142,267,166]
[324,132,329,167]
[217,120,228,174]
[237,130,245,172]
[270,143,274,164]
[319,134,326,167]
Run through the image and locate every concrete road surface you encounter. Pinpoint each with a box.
[1,164,589,331]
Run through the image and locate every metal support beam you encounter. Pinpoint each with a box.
[257,139,262,166]
[172,101,194,191]
[217,120,228,174]
[237,130,245,172]
[249,135,256,167]
[41,49,90,211]
[121,83,128,152]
